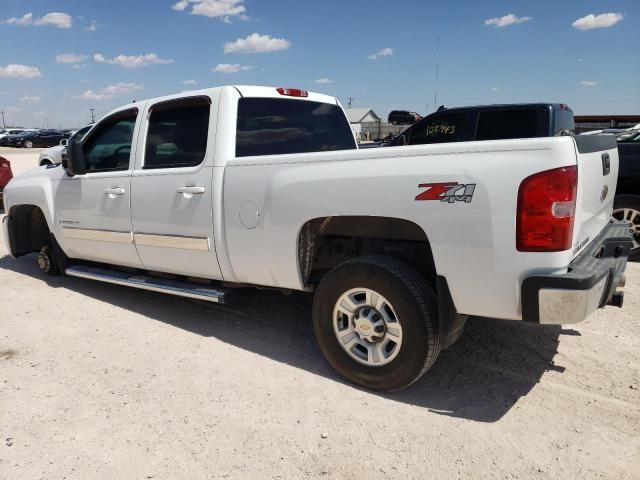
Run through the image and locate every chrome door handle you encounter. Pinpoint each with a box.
[177,186,205,195]
[104,187,125,196]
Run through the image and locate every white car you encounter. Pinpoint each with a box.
[2,85,632,391]
[38,124,93,166]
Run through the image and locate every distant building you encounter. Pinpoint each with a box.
[345,108,381,141]
[574,114,640,133]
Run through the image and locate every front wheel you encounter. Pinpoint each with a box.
[313,255,440,392]
[24,140,33,148]
[611,195,640,260]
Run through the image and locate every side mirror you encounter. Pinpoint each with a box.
[64,138,86,176]
[60,138,68,146]
[396,135,407,146]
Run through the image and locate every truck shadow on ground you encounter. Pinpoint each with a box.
[2,254,572,423]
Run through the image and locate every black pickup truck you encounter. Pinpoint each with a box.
[389,103,575,146]
[612,129,640,259]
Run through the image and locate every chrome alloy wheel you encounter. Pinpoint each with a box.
[333,288,403,367]
[611,207,640,250]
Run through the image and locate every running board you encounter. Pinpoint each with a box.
[65,264,234,304]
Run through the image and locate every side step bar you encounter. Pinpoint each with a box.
[65,264,234,304]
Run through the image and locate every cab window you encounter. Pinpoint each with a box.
[407,113,467,145]
[83,110,137,173]
[143,97,210,169]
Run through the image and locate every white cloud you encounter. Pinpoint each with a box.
[84,21,98,31]
[172,0,246,21]
[73,64,87,70]
[491,86,499,91]
[572,13,624,31]
[212,63,253,73]
[313,78,334,84]
[73,82,144,101]
[93,53,174,69]
[368,48,393,60]
[224,33,291,54]
[20,96,40,103]
[3,12,72,29]
[56,53,88,64]
[484,14,532,27]
[581,80,598,87]
[182,79,198,85]
[0,64,42,79]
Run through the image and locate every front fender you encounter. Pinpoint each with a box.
[3,166,65,236]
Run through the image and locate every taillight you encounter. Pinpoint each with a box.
[516,165,577,252]
[276,87,308,98]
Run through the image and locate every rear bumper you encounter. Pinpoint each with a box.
[522,223,632,324]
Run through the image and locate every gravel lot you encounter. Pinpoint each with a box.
[1,148,639,479]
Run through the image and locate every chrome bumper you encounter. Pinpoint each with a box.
[522,224,632,325]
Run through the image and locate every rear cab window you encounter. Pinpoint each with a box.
[236,98,356,157]
[475,109,544,141]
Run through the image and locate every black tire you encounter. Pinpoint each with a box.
[313,255,440,392]
[24,140,33,149]
[612,194,640,261]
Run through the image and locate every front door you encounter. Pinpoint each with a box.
[54,108,143,268]
[130,95,222,280]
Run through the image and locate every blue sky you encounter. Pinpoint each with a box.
[1,0,638,128]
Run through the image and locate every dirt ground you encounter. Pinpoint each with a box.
[1,148,639,479]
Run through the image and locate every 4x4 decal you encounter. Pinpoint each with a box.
[415,182,476,203]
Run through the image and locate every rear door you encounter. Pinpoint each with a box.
[130,95,223,280]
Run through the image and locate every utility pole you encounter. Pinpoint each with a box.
[433,36,440,111]
[348,97,353,109]
[89,108,96,123]
[1,110,5,128]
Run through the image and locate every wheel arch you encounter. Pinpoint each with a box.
[297,215,436,286]
[6,204,54,257]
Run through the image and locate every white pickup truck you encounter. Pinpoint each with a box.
[2,86,632,391]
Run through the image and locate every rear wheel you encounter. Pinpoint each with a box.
[611,195,640,260]
[24,140,33,149]
[313,255,440,392]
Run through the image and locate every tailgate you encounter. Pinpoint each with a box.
[572,135,619,259]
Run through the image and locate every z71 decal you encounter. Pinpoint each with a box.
[415,182,476,203]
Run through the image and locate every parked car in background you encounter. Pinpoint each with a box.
[388,110,421,125]
[612,127,640,259]
[38,124,93,166]
[0,156,13,211]
[0,128,29,145]
[4,129,70,148]
[389,103,575,146]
